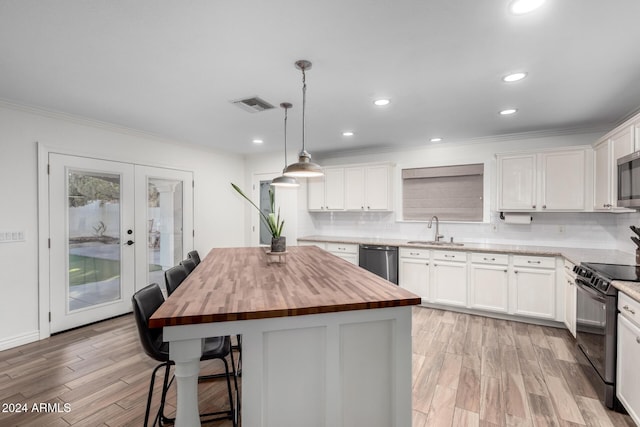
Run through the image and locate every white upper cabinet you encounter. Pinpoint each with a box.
[497,153,537,210]
[541,149,586,210]
[344,167,365,210]
[593,140,612,210]
[593,125,634,211]
[309,163,393,212]
[307,168,345,211]
[497,147,589,212]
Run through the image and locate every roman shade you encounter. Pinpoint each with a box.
[402,163,484,221]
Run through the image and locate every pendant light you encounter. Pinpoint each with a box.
[271,102,300,188]
[283,60,324,178]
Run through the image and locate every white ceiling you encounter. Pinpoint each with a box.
[1,1,640,155]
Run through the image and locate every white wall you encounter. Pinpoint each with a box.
[246,131,640,253]
[0,102,246,349]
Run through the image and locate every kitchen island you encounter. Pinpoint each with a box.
[149,246,421,427]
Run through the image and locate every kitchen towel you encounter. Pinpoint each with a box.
[502,212,532,225]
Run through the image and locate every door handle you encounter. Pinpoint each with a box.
[125,240,134,246]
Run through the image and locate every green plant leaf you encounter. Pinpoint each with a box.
[231,182,285,237]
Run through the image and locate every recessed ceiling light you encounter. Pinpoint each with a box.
[252,139,263,144]
[502,72,528,83]
[499,109,518,115]
[509,0,545,15]
[373,99,390,106]
[430,137,443,143]
[342,131,354,136]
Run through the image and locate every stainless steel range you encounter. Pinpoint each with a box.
[573,262,640,411]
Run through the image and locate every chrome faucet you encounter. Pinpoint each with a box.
[427,215,444,242]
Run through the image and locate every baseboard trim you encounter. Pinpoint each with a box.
[418,302,566,329]
[0,330,40,351]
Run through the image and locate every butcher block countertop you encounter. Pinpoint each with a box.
[149,246,421,328]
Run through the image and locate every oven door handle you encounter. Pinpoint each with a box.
[575,278,607,304]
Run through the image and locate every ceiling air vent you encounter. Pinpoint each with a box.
[231,96,275,113]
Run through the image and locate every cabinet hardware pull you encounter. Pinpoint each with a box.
[444,254,455,258]
[426,263,429,266]
[527,260,541,264]
[483,257,495,261]
[504,269,507,273]
[624,305,636,315]
[514,270,518,274]
[542,205,547,209]
[532,205,536,208]
[410,252,419,256]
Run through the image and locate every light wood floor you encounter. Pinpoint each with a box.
[0,307,635,426]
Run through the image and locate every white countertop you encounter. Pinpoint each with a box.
[298,235,637,266]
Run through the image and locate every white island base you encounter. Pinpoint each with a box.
[165,306,413,427]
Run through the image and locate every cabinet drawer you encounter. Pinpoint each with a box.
[400,247,429,259]
[619,292,640,327]
[326,242,358,254]
[471,252,508,265]
[513,255,555,269]
[298,241,326,250]
[433,250,466,262]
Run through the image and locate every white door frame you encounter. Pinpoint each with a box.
[37,143,194,339]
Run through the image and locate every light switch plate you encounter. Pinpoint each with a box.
[0,231,25,243]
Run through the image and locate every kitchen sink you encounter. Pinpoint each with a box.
[406,240,464,246]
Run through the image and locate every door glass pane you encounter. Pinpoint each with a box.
[67,170,121,311]
[147,178,183,286]
[259,180,272,245]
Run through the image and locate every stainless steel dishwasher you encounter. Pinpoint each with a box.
[358,245,398,284]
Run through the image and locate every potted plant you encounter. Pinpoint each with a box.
[231,183,286,252]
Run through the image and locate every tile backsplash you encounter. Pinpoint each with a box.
[306,210,640,252]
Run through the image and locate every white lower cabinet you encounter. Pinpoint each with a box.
[398,248,429,300]
[432,251,467,307]
[512,256,556,319]
[563,259,577,337]
[469,253,509,313]
[617,292,640,425]
[298,241,359,265]
[326,242,359,265]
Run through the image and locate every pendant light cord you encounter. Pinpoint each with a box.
[283,106,288,169]
[301,66,307,153]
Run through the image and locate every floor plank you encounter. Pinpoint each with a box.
[0,306,635,426]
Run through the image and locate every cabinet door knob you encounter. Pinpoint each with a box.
[367,206,371,209]
[532,205,536,209]
[514,270,518,274]
[504,269,508,273]
[542,205,547,209]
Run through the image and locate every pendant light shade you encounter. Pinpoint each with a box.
[283,60,324,178]
[271,102,300,188]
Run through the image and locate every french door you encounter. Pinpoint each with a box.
[49,153,192,333]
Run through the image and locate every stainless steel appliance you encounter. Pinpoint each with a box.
[573,262,640,411]
[358,245,398,284]
[617,151,640,208]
